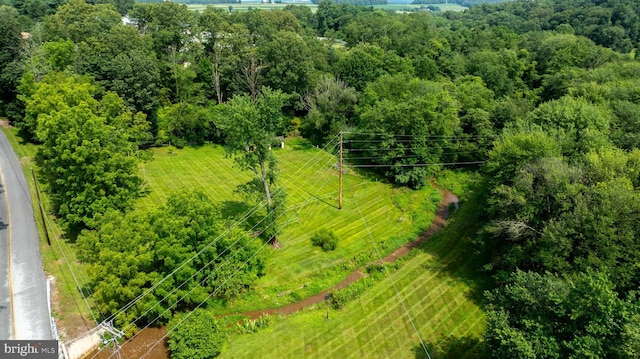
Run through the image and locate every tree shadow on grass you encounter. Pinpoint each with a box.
[219,200,262,231]
[417,180,494,308]
[414,336,484,359]
[291,140,315,151]
[13,127,33,145]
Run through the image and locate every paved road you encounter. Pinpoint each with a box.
[0,168,10,339]
[0,130,52,340]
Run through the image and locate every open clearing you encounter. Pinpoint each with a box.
[139,138,442,311]
[140,139,487,357]
[5,128,487,356]
[219,172,487,358]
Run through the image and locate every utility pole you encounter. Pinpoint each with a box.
[100,320,125,359]
[31,168,51,246]
[339,132,343,210]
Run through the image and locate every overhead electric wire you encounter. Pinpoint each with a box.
[341,131,497,139]
[344,143,493,152]
[105,164,342,359]
[344,149,491,161]
[345,138,489,144]
[353,197,432,359]
[96,135,341,328]
[349,161,487,168]
[112,168,340,338]
[90,137,343,358]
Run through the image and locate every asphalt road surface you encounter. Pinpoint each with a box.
[0,130,52,340]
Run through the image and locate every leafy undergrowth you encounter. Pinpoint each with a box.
[139,138,441,312]
[219,177,489,358]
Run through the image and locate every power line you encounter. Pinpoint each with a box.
[89,138,343,358]
[342,131,497,139]
[97,136,341,327]
[115,178,334,359]
[344,149,491,161]
[345,138,489,144]
[344,144,492,152]
[353,197,433,359]
[349,161,487,168]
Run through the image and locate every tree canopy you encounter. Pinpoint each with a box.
[77,190,265,328]
[9,0,640,355]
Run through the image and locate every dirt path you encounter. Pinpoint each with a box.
[93,185,459,359]
[241,185,458,320]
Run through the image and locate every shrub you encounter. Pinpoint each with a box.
[168,309,227,359]
[237,314,272,334]
[328,277,375,309]
[311,228,339,251]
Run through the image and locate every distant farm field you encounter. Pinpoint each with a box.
[186,2,467,12]
[186,3,313,12]
[138,138,443,310]
[373,3,467,11]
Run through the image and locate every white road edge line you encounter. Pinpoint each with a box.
[0,168,16,339]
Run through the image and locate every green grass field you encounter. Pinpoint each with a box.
[218,172,488,358]
[5,127,487,354]
[140,141,488,357]
[139,138,442,311]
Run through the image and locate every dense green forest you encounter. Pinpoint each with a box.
[3,0,640,357]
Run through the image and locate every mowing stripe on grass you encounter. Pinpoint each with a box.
[139,140,485,358]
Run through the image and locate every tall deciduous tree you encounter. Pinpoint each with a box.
[220,88,288,244]
[529,95,611,158]
[0,5,24,120]
[354,74,460,188]
[18,71,97,141]
[42,0,121,43]
[334,43,412,91]
[301,75,358,143]
[36,101,142,233]
[25,73,146,233]
[258,30,313,95]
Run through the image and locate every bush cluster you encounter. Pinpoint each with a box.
[311,228,339,251]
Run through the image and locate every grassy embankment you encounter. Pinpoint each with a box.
[218,170,489,358]
[138,137,442,312]
[2,127,95,340]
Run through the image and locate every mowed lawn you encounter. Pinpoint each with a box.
[219,179,488,358]
[138,138,442,310]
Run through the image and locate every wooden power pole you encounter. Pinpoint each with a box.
[339,132,343,210]
[31,168,51,246]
